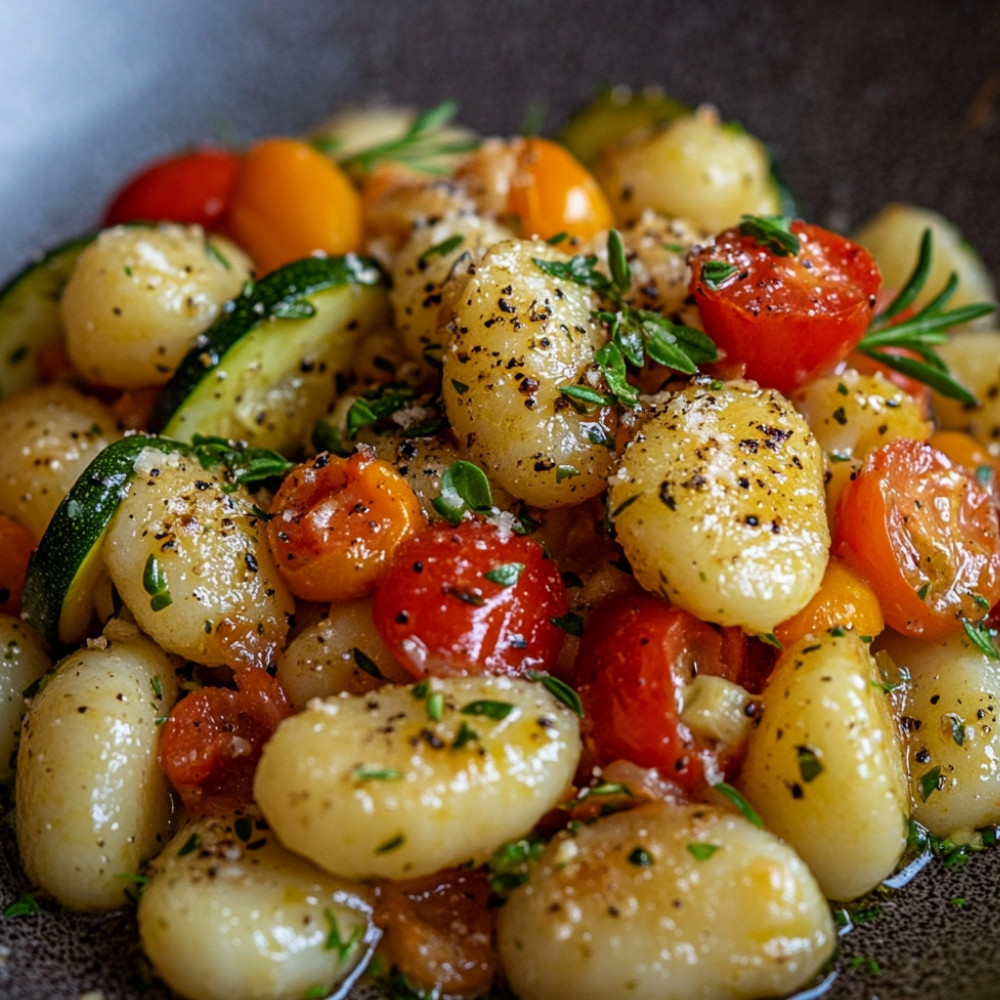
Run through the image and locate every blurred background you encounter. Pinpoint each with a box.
[2,0,999,281]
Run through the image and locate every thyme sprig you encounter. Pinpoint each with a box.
[335,101,478,175]
[856,229,995,404]
[534,230,718,408]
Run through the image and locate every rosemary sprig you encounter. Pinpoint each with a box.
[856,229,995,405]
[336,101,478,175]
[534,230,718,408]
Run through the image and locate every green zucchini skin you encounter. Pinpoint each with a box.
[152,254,390,455]
[0,235,93,399]
[22,434,187,648]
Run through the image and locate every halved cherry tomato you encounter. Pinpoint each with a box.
[226,137,362,274]
[372,517,568,678]
[574,592,746,792]
[690,220,881,394]
[374,867,497,997]
[267,450,427,603]
[833,438,1000,637]
[158,668,290,812]
[506,136,613,241]
[0,514,35,614]
[102,148,240,229]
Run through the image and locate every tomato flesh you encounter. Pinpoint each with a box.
[833,438,1000,637]
[690,220,881,394]
[102,148,240,229]
[574,592,747,791]
[372,518,568,678]
[158,668,290,812]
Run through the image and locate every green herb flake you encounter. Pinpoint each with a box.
[323,906,363,961]
[411,679,430,700]
[234,816,253,842]
[190,434,293,484]
[946,713,967,747]
[701,260,739,289]
[559,384,614,410]
[3,894,42,919]
[426,692,445,722]
[549,611,584,637]
[375,833,406,854]
[962,617,1000,660]
[142,554,172,612]
[832,406,848,426]
[451,720,479,750]
[450,378,470,395]
[919,765,944,802]
[420,234,464,262]
[796,745,824,783]
[916,582,930,601]
[556,464,580,481]
[713,782,765,828]
[484,562,525,587]
[432,460,493,524]
[528,671,584,717]
[686,842,720,862]
[353,647,386,680]
[354,767,403,781]
[738,214,801,256]
[461,699,515,720]
[627,846,653,867]
[488,836,545,893]
[177,833,202,857]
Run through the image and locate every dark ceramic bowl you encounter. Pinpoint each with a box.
[2,2,1000,998]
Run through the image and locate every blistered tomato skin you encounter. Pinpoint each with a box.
[834,438,1000,638]
[371,518,568,678]
[690,221,881,394]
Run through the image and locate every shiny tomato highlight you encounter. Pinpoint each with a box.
[372,518,568,678]
[690,220,881,394]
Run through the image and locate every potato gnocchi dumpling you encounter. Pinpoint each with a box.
[738,631,909,901]
[139,811,376,1000]
[608,379,829,633]
[103,445,294,669]
[60,223,252,389]
[255,675,581,879]
[0,614,51,782]
[877,629,1000,836]
[496,801,835,1000]
[15,622,177,910]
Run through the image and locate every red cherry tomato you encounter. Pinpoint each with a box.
[102,148,240,229]
[574,592,746,792]
[690,220,881,394]
[372,518,568,678]
[833,438,1000,637]
[158,668,291,812]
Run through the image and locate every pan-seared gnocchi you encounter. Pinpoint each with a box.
[496,801,835,1000]
[139,811,377,1000]
[608,380,829,633]
[5,88,999,1000]
[254,675,581,879]
[15,621,177,909]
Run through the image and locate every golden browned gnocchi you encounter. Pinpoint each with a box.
[496,800,836,1000]
[608,379,829,633]
[255,675,581,879]
[442,238,616,507]
[103,445,294,668]
[738,631,909,900]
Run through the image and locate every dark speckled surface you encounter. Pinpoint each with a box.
[2,1,1000,998]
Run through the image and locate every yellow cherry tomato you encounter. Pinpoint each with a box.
[226,138,362,274]
[774,556,885,647]
[506,136,613,240]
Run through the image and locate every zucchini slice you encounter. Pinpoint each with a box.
[22,434,183,647]
[152,254,390,454]
[0,235,92,398]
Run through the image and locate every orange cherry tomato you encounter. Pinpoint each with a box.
[574,592,745,792]
[690,221,881,395]
[506,137,613,241]
[226,137,362,274]
[102,148,240,230]
[372,517,568,678]
[267,450,426,603]
[773,557,885,647]
[0,514,35,615]
[833,438,1000,637]
[158,667,290,813]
